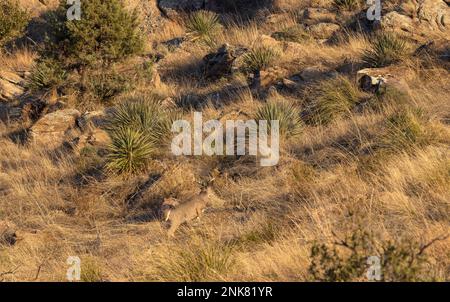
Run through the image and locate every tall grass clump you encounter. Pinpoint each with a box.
[156,243,235,281]
[255,100,303,137]
[363,32,410,67]
[186,10,222,45]
[0,0,29,48]
[243,46,279,72]
[309,76,362,124]
[27,58,67,93]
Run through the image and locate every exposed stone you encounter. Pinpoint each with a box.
[417,0,450,30]
[307,22,340,39]
[251,66,287,89]
[203,44,248,79]
[0,70,25,102]
[356,67,411,93]
[29,109,81,146]
[382,11,415,34]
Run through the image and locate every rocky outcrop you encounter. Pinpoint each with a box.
[158,0,206,19]
[29,109,81,146]
[0,70,25,102]
[203,44,248,79]
[307,23,340,39]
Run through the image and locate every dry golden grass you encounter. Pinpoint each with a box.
[0,0,449,282]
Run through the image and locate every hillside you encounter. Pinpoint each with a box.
[0,0,449,281]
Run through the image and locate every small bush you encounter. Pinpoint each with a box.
[309,76,362,124]
[0,0,29,48]
[255,100,303,137]
[333,0,363,10]
[186,10,222,45]
[81,69,132,102]
[363,33,410,67]
[27,58,67,93]
[106,127,154,175]
[309,229,439,281]
[48,0,143,67]
[243,46,279,72]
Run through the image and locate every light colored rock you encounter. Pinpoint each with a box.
[307,23,340,39]
[382,11,415,33]
[0,70,25,101]
[356,67,411,92]
[417,0,450,30]
[30,109,81,146]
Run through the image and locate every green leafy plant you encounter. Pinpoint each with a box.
[255,100,303,137]
[363,33,410,67]
[48,0,143,67]
[0,0,29,48]
[309,76,362,124]
[186,10,222,45]
[243,46,279,72]
[81,69,132,102]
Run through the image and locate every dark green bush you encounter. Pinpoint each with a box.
[0,0,29,48]
[47,0,143,67]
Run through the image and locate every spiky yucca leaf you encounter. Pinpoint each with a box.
[363,33,409,67]
[255,101,303,137]
[106,127,154,175]
[243,46,279,72]
[186,10,222,44]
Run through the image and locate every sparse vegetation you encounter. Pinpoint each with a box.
[0,0,448,282]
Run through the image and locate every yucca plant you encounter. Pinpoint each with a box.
[310,76,362,125]
[363,32,409,67]
[106,127,154,175]
[27,58,67,92]
[0,0,29,48]
[333,0,362,11]
[186,10,222,45]
[255,100,303,137]
[243,46,279,72]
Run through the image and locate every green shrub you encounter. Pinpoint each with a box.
[243,46,279,72]
[27,58,67,93]
[106,127,154,175]
[255,100,303,137]
[0,0,29,48]
[81,69,132,102]
[186,10,222,45]
[48,0,143,67]
[105,95,179,175]
[309,229,439,281]
[363,33,410,67]
[333,0,363,10]
[309,76,362,124]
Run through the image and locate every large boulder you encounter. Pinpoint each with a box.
[203,44,248,79]
[417,0,450,31]
[29,109,81,146]
[0,70,25,102]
